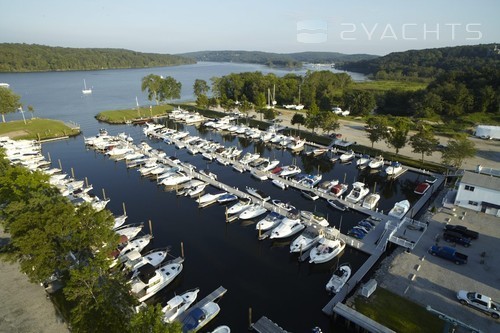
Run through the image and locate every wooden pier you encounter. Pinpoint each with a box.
[332,303,396,333]
[176,286,227,322]
[252,316,290,333]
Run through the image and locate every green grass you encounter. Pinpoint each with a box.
[95,104,174,124]
[354,287,445,333]
[0,118,80,140]
[352,80,429,93]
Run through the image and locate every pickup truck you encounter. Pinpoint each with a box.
[457,290,500,319]
[428,245,468,265]
[444,224,479,239]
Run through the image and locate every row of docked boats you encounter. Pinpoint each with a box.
[340,150,404,176]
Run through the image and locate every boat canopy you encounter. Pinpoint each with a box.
[137,263,156,283]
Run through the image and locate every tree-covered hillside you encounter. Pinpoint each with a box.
[0,44,196,72]
[178,50,378,68]
[339,43,500,79]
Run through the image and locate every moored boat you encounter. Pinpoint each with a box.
[362,193,381,210]
[162,288,200,323]
[289,226,322,253]
[388,200,410,219]
[181,301,220,333]
[309,238,346,264]
[414,182,430,195]
[326,263,351,293]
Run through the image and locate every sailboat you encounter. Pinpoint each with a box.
[82,79,92,94]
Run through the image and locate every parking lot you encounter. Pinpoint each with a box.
[373,189,500,332]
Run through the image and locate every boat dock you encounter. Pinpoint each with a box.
[90,126,445,321]
[251,316,290,333]
[176,286,227,322]
[332,303,396,333]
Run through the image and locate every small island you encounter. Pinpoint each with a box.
[95,104,174,124]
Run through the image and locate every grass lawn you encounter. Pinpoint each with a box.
[96,104,174,123]
[352,80,429,93]
[354,287,445,333]
[0,118,80,140]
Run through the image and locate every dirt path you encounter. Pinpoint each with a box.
[0,227,68,333]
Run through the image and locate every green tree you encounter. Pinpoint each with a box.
[27,105,35,119]
[193,79,209,99]
[386,117,410,155]
[196,94,209,109]
[305,102,321,133]
[141,74,163,105]
[291,113,306,131]
[409,123,439,164]
[254,92,267,120]
[441,135,476,169]
[238,99,252,122]
[342,90,376,116]
[130,304,182,333]
[263,108,276,121]
[159,76,182,103]
[64,259,136,333]
[0,87,22,122]
[208,97,219,109]
[320,112,340,135]
[365,116,389,148]
[220,97,234,113]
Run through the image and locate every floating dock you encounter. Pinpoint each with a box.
[176,286,227,322]
[252,316,290,333]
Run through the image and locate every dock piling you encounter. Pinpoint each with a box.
[122,202,127,216]
[248,307,253,331]
[102,188,106,200]
[71,167,75,179]
[148,219,153,237]
[181,241,185,258]
[58,159,62,170]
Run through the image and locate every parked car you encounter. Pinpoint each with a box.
[443,231,471,247]
[456,290,500,319]
[444,224,479,239]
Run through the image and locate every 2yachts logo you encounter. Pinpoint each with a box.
[297,20,482,43]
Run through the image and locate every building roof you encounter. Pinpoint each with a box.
[461,171,500,192]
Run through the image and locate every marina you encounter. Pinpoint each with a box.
[1,64,444,332]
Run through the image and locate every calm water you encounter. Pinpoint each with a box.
[0,63,426,332]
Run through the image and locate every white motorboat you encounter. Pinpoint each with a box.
[162,288,200,323]
[226,197,252,214]
[255,212,285,231]
[271,179,288,190]
[388,200,410,219]
[309,238,346,264]
[161,171,192,186]
[279,165,301,177]
[368,155,384,169]
[299,174,323,188]
[287,138,306,150]
[356,154,371,168]
[345,182,369,204]
[246,186,270,201]
[362,193,381,210]
[239,204,268,220]
[131,261,183,302]
[271,199,295,212]
[385,161,403,176]
[118,234,152,259]
[181,301,220,333]
[186,183,208,197]
[115,224,143,241]
[217,193,238,204]
[339,150,355,163]
[270,210,305,239]
[300,211,329,227]
[113,214,128,230]
[209,325,231,333]
[326,263,351,293]
[331,183,348,197]
[259,159,280,171]
[289,226,322,253]
[125,248,169,277]
[196,191,228,205]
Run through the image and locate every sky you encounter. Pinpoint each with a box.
[1,0,499,56]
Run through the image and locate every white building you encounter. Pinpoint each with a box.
[454,171,500,217]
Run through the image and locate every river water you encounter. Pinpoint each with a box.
[0,63,424,332]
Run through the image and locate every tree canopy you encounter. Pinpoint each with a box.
[0,43,195,72]
[0,87,22,122]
